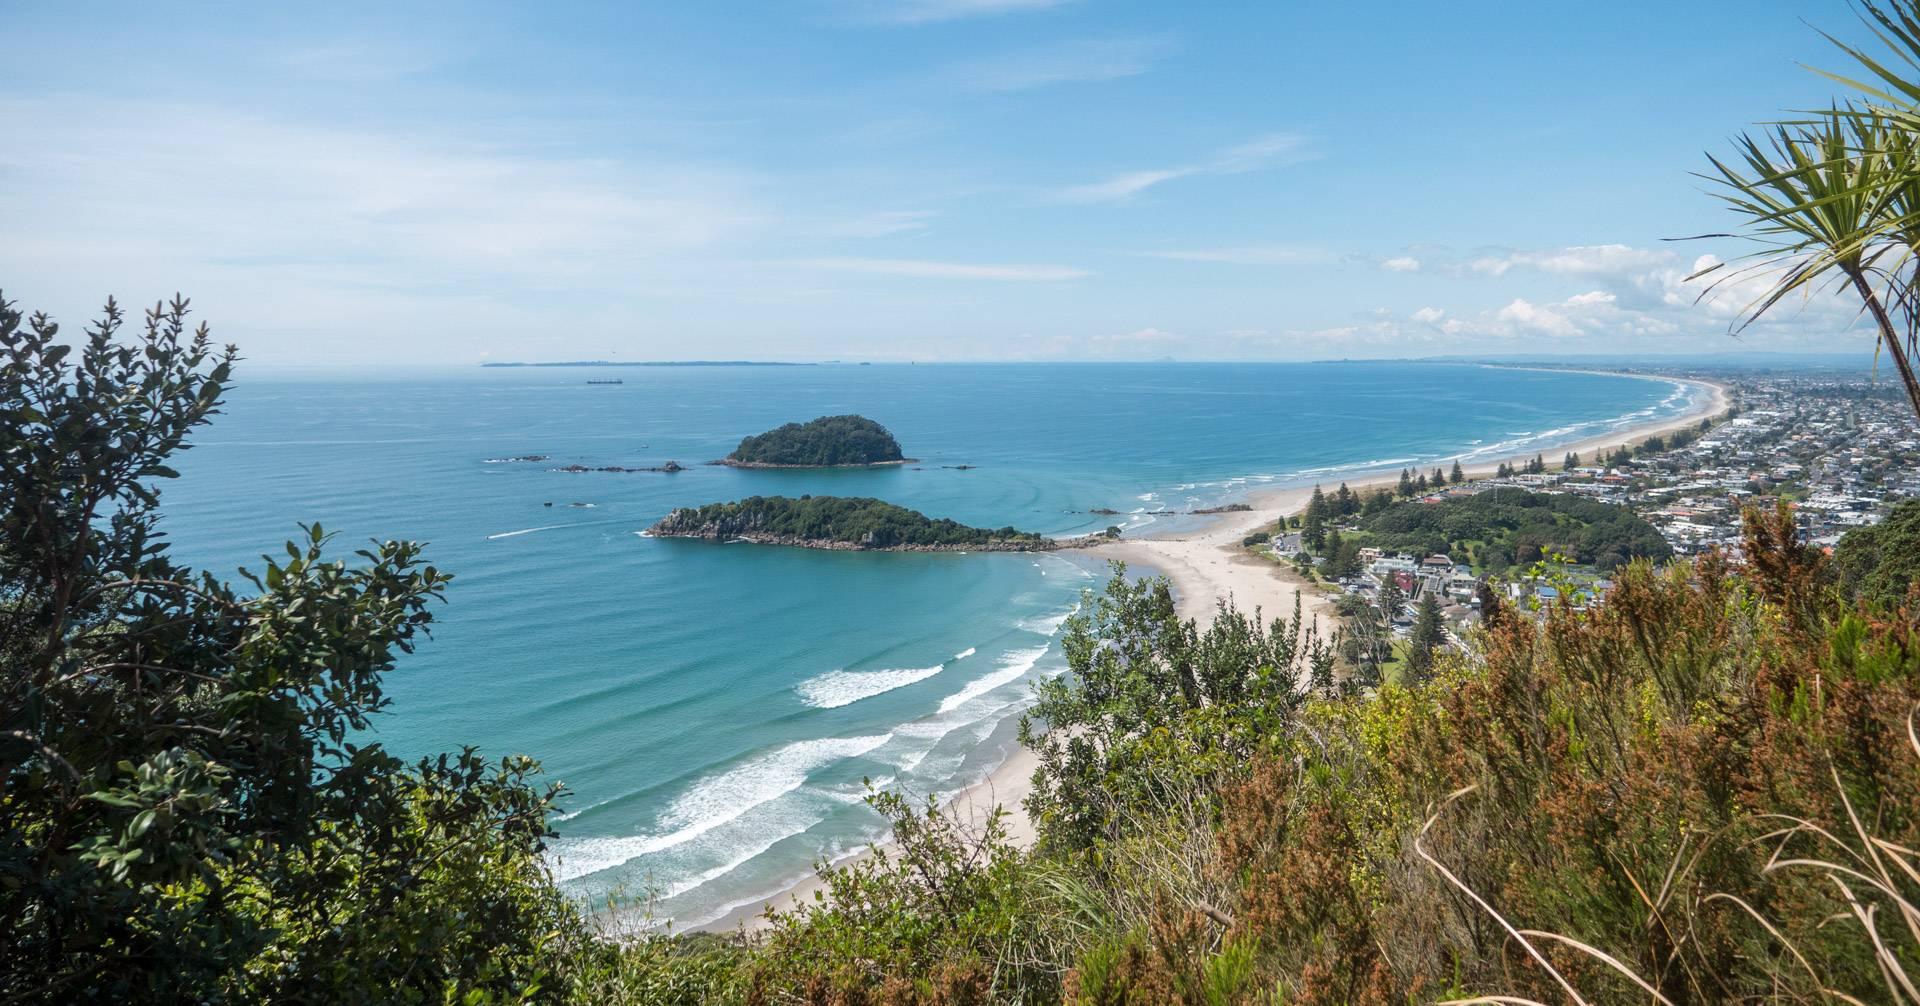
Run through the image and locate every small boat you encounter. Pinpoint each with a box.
[586,379,624,385]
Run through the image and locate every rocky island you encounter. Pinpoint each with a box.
[645,495,1054,551]
[713,415,914,467]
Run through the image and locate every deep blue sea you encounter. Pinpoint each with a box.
[157,361,1698,925]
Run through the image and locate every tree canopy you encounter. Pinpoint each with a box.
[0,294,577,1002]
[1833,498,1920,607]
[649,495,1043,548]
[1351,486,1670,572]
[724,414,907,466]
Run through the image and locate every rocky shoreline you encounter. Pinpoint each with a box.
[706,458,918,469]
[643,529,1064,552]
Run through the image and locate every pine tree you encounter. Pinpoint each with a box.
[1335,482,1357,516]
[1449,460,1464,484]
[1407,590,1446,684]
[1302,485,1328,552]
[1564,451,1579,470]
[1415,472,1429,492]
[1432,467,1446,487]
[1397,468,1414,496]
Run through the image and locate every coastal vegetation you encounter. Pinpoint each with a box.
[721,415,908,467]
[1833,497,1920,606]
[1,296,578,1002]
[8,280,1920,1004]
[1338,486,1671,573]
[16,11,1920,988]
[590,508,1919,1005]
[648,495,1047,550]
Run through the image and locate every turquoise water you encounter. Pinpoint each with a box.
[157,362,1697,925]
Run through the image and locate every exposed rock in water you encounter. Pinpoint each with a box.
[551,462,684,473]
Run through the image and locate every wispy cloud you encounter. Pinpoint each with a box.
[0,98,759,286]
[1465,243,1673,278]
[946,37,1173,92]
[846,0,1076,25]
[1056,133,1313,203]
[1381,256,1421,272]
[783,256,1091,280]
[1143,245,1330,266]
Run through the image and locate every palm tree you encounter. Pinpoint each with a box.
[1697,105,1920,421]
[1687,0,1920,424]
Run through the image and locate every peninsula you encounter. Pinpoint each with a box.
[715,414,913,467]
[645,495,1051,551]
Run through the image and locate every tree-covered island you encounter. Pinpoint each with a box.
[646,495,1053,550]
[715,414,912,467]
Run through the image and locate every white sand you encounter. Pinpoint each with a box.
[691,372,1729,934]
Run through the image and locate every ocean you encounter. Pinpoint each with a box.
[156,361,1699,926]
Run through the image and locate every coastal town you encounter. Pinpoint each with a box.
[1258,369,1920,669]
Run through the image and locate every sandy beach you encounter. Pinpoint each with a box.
[694,370,1729,935]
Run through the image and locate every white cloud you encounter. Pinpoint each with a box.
[1381,256,1421,272]
[1565,289,1616,306]
[1494,298,1580,338]
[1056,133,1312,203]
[947,37,1172,92]
[1411,306,1445,324]
[1467,243,1675,279]
[783,256,1091,280]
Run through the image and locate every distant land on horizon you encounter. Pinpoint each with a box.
[474,352,1873,371]
[481,360,820,368]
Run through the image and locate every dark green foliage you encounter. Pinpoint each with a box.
[1301,486,1327,552]
[744,791,1061,1003]
[1333,483,1357,517]
[726,414,905,466]
[650,495,1043,548]
[1833,499,1920,607]
[1240,531,1270,547]
[1450,460,1465,483]
[1351,486,1670,572]
[0,294,579,1003]
[1320,531,1361,581]
[1020,568,1329,856]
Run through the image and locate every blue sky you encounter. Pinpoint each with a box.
[0,0,1885,364]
